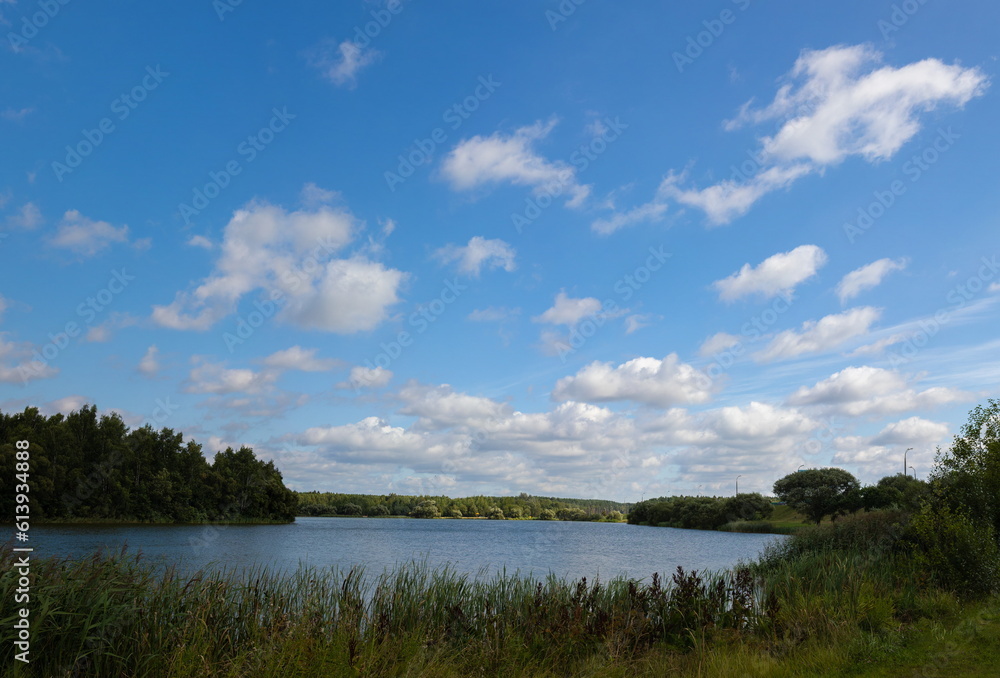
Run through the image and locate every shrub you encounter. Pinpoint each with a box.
[906,502,1000,598]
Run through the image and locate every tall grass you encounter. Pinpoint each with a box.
[0,511,986,677]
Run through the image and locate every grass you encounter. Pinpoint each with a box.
[2,511,998,677]
[719,504,819,535]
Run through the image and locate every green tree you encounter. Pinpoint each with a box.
[486,506,505,520]
[538,508,557,520]
[931,398,1000,536]
[773,468,860,524]
[410,500,441,519]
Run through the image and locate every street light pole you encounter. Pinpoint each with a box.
[736,475,742,496]
[904,448,912,477]
[798,464,805,472]
[910,465,916,480]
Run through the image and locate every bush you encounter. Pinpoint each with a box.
[538,509,557,520]
[906,502,1000,598]
[409,500,441,519]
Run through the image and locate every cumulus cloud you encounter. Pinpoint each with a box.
[754,307,881,362]
[152,193,406,333]
[339,365,393,390]
[552,354,713,408]
[836,257,907,303]
[787,366,971,416]
[441,119,590,207]
[434,236,516,276]
[184,358,278,395]
[871,416,950,446]
[468,306,520,323]
[713,245,827,301]
[49,210,130,256]
[261,346,341,372]
[591,201,668,236]
[307,39,380,88]
[533,292,602,327]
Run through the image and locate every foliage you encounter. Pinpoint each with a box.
[0,405,296,523]
[931,397,1000,537]
[409,500,441,519]
[773,467,860,523]
[486,506,505,520]
[627,493,772,530]
[538,508,557,520]
[906,501,1000,598]
[296,490,629,522]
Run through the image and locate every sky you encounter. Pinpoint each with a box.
[1,0,999,501]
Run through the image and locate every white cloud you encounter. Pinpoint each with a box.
[660,164,813,225]
[754,307,881,362]
[184,358,277,395]
[552,354,713,408]
[187,235,213,249]
[5,202,42,230]
[49,210,129,257]
[441,119,590,207]
[308,39,380,88]
[651,45,987,225]
[339,366,393,390]
[871,416,950,446]
[591,201,668,236]
[624,313,656,334]
[0,334,57,383]
[787,366,971,416]
[699,332,741,356]
[837,258,907,303]
[713,245,827,301]
[703,401,817,442]
[398,382,510,431]
[261,346,341,372]
[138,345,160,377]
[434,236,516,276]
[152,194,406,333]
[729,44,987,165]
[533,292,602,327]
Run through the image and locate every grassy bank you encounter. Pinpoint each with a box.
[719,505,815,535]
[3,510,997,677]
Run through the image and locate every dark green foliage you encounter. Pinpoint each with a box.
[409,500,441,519]
[773,467,860,523]
[628,493,772,530]
[0,405,296,523]
[294,490,629,521]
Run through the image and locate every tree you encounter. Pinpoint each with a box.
[409,500,441,519]
[931,399,1000,536]
[723,493,773,522]
[773,468,860,524]
[538,508,557,520]
[486,506,505,520]
[448,508,463,518]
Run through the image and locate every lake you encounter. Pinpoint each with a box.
[32,518,786,582]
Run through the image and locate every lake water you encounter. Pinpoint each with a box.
[31,518,786,582]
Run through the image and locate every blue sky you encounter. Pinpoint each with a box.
[2,0,998,500]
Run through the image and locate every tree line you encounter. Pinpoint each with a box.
[0,405,297,523]
[296,491,629,521]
